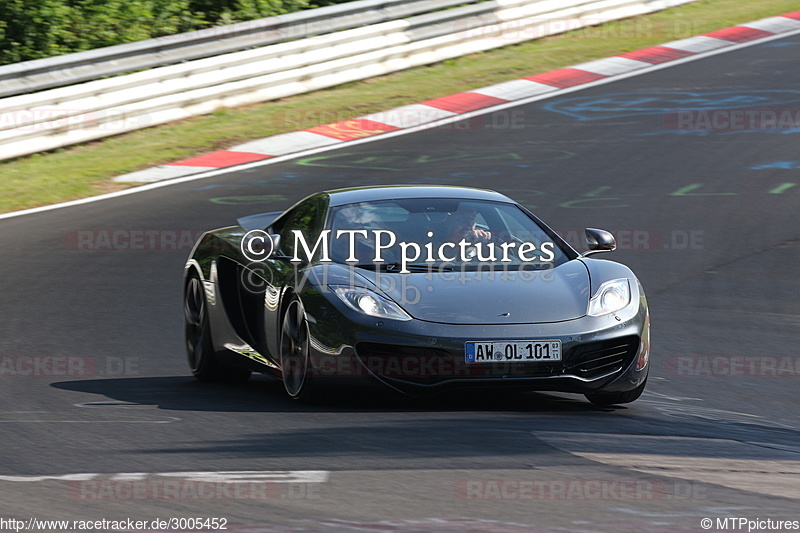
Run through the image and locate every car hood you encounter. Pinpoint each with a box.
[358,260,591,325]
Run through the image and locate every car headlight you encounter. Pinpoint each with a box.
[588,278,631,317]
[331,286,412,321]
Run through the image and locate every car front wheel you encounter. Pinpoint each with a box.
[279,295,316,402]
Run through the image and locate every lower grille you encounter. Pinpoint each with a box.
[355,336,640,385]
[564,336,640,380]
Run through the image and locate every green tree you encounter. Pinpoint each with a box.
[0,0,73,63]
[188,0,313,25]
[0,0,348,65]
[0,0,197,64]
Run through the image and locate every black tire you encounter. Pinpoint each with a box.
[585,378,647,406]
[279,295,316,402]
[184,273,250,383]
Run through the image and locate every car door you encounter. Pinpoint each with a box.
[260,194,328,361]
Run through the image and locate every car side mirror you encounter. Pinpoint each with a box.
[270,234,295,261]
[269,234,281,253]
[582,228,616,256]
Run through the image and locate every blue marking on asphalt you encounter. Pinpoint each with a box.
[544,90,800,121]
[752,161,800,170]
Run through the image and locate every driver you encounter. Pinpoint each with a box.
[445,206,492,245]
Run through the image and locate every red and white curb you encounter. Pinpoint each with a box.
[114,12,800,183]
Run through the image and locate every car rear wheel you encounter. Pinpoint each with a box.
[279,295,316,401]
[184,273,250,382]
[585,377,647,406]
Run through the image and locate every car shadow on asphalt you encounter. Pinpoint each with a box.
[51,374,621,414]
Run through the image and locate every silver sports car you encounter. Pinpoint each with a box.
[184,185,650,405]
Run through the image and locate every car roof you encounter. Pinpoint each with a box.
[324,185,514,207]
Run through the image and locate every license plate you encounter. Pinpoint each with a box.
[465,340,562,363]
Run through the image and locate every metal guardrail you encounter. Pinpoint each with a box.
[0,0,695,162]
[0,0,478,99]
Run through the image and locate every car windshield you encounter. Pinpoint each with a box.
[327,198,568,270]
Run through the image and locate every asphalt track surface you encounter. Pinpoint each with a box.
[1,34,799,533]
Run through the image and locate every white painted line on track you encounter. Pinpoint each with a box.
[232,130,342,156]
[470,79,556,100]
[0,471,329,483]
[359,104,457,128]
[113,164,218,183]
[742,17,800,33]
[664,36,733,53]
[571,57,652,76]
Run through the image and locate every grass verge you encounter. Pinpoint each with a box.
[1,0,797,213]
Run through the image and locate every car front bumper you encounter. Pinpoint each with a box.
[304,288,649,396]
